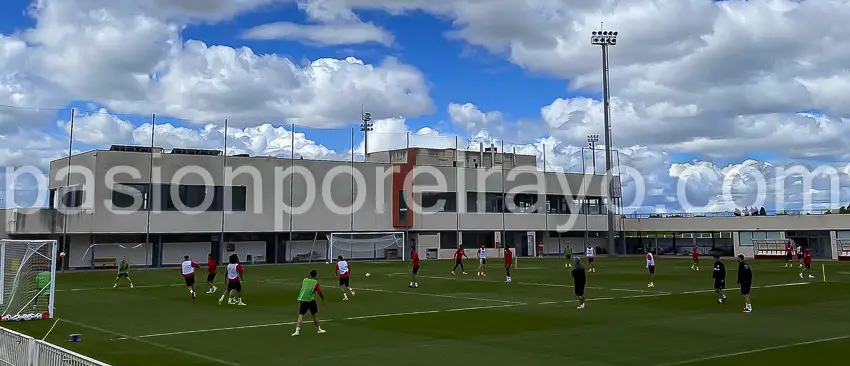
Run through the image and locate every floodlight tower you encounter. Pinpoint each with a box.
[360,110,373,161]
[590,29,618,256]
[586,134,599,175]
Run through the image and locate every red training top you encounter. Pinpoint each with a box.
[786,244,792,256]
[692,247,699,259]
[504,249,513,265]
[411,251,420,267]
[454,248,465,261]
[803,249,812,264]
[208,258,217,274]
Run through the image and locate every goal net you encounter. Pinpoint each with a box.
[0,240,56,321]
[328,232,406,261]
[78,243,152,269]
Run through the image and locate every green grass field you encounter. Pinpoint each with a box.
[5,256,850,366]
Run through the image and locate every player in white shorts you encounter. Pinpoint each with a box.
[586,245,596,272]
[477,245,487,277]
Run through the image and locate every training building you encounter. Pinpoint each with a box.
[1,145,625,269]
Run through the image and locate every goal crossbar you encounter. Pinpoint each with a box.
[327,232,407,262]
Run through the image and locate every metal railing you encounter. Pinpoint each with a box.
[0,326,109,366]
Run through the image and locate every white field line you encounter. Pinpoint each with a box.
[357,287,524,305]
[57,284,185,292]
[62,319,239,365]
[679,282,811,295]
[387,273,668,294]
[112,281,814,341]
[655,335,850,366]
[114,303,519,340]
[58,277,301,292]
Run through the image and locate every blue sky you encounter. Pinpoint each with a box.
[3,0,849,213]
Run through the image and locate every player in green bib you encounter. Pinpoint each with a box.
[113,256,134,288]
[564,246,572,268]
[35,270,51,308]
[292,270,326,336]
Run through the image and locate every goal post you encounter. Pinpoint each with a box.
[78,243,152,269]
[327,232,407,262]
[0,239,57,321]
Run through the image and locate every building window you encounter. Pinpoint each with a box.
[421,192,456,212]
[398,190,409,221]
[466,192,479,212]
[507,193,539,213]
[211,186,248,211]
[484,193,503,213]
[111,183,149,210]
[61,188,83,208]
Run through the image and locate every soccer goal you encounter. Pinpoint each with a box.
[78,243,152,269]
[0,239,57,321]
[327,232,406,262]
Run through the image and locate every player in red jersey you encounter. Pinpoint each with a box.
[784,242,793,268]
[334,255,355,300]
[799,247,814,279]
[206,253,218,294]
[691,246,700,271]
[451,245,468,275]
[504,247,514,283]
[180,255,200,299]
[408,247,420,288]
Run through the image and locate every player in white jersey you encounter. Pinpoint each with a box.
[218,254,246,306]
[180,255,200,299]
[334,255,355,300]
[646,252,656,288]
[477,245,487,277]
[585,245,596,272]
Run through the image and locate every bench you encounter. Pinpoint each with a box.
[93,257,117,268]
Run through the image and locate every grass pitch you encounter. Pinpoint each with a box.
[5,257,850,366]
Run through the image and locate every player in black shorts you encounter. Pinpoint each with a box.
[571,258,586,309]
[737,254,753,313]
[712,255,727,304]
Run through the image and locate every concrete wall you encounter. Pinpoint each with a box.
[13,150,621,235]
[624,215,850,232]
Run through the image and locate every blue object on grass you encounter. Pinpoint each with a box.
[70,334,80,342]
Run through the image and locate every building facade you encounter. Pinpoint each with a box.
[623,213,850,261]
[3,145,624,268]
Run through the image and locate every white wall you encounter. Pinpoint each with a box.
[162,242,211,265]
[417,234,439,259]
[222,241,266,264]
[67,236,154,268]
[439,248,501,260]
[287,240,328,262]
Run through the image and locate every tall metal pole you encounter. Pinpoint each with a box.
[218,119,228,262]
[61,108,75,271]
[289,124,295,258]
[144,113,156,269]
[601,39,616,256]
[350,128,355,231]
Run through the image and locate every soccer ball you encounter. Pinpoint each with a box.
[365,273,371,277]
[325,261,330,264]
[60,252,66,258]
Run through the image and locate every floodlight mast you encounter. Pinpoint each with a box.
[590,29,618,257]
[360,108,373,161]
[586,134,599,174]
